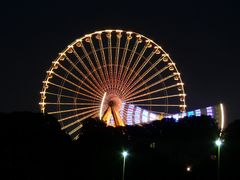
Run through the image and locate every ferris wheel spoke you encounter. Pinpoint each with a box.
[117,33,131,91]
[124,65,172,98]
[68,124,83,136]
[114,31,122,90]
[125,83,182,101]
[70,48,105,93]
[48,81,100,101]
[76,42,105,89]
[43,91,99,102]
[48,105,99,115]
[62,110,98,131]
[46,81,101,101]
[52,72,102,99]
[133,104,185,107]
[125,74,175,99]
[119,38,140,91]
[39,102,99,106]
[41,102,99,106]
[106,31,114,90]
[122,56,164,95]
[57,63,103,97]
[128,94,184,104]
[64,55,105,95]
[122,41,149,92]
[69,124,83,138]
[58,108,98,122]
[97,33,110,88]
[121,49,156,93]
[122,108,129,121]
[69,112,98,135]
[88,36,108,90]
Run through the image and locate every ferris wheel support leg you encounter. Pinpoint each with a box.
[111,106,125,127]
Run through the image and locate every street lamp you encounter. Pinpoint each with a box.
[122,151,128,180]
[215,138,223,180]
[215,138,222,146]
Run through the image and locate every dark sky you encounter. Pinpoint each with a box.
[1,0,239,124]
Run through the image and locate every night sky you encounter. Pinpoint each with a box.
[1,0,239,123]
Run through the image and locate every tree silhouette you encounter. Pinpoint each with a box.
[2,112,239,180]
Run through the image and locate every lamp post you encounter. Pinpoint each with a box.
[215,138,223,180]
[122,151,128,180]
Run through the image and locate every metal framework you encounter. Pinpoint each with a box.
[39,29,186,140]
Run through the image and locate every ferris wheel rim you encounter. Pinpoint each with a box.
[39,29,186,139]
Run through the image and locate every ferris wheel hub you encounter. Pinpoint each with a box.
[105,93,122,112]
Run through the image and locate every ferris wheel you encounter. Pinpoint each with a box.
[39,29,186,139]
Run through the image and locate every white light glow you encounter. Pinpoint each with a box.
[206,106,214,118]
[134,107,141,124]
[120,102,126,119]
[99,92,107,120]
[215,138,222,147]
[142,110,149,123]
[220,103,225,132]
[195,109,201,117]
[173,114,179,121]
[122,151,128,158]
[127,104,134,125]
[150,113,157,121]
[186,166,191,172]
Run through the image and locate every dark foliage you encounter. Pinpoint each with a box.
[0,112,239,179]
[220,119,240,180]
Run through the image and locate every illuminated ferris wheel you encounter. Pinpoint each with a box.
[39,29,186,139]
